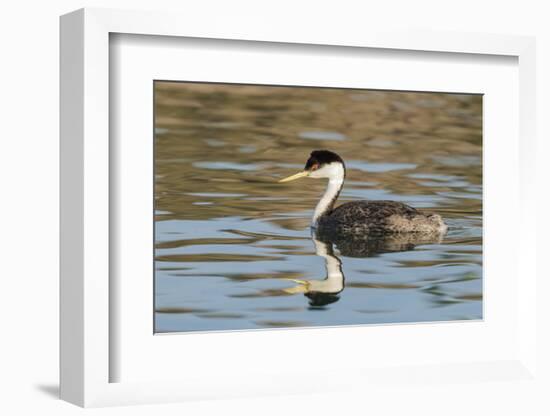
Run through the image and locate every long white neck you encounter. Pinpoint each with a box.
[311,164,345,226]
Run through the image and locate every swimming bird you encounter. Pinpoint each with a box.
[278,150,447,237]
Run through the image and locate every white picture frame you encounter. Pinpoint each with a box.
[60,7,538,408]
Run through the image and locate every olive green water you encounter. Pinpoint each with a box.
[154,82,482,333]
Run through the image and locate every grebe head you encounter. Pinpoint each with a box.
[278,150,345,183]
[279,150,347,226]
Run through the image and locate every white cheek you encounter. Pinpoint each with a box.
[308,169,323,178]
[309,163,341,179]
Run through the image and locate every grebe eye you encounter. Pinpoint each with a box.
[311,163,319,171]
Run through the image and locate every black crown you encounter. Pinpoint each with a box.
[304,150,345,170]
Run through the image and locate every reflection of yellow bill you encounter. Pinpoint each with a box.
[288,279,308,285]
[282,285,307,295]
[281,278,309,294]
[278,171,309,183]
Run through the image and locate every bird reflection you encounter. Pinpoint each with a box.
[317,230,444,258]
[283,231,444,307]
[283,237,345,307]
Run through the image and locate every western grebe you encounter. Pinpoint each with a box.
[278,150,448,237]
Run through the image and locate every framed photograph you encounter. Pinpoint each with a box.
[60,8,538,407]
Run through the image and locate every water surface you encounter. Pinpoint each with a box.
[154,82,482,333]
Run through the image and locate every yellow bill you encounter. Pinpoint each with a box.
[278,170,309,183]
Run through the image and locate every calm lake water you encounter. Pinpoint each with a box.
[154,82,482,333]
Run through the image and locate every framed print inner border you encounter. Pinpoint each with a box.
[60,7,537,407]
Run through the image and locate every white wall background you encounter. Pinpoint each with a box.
[1,1,548,414]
